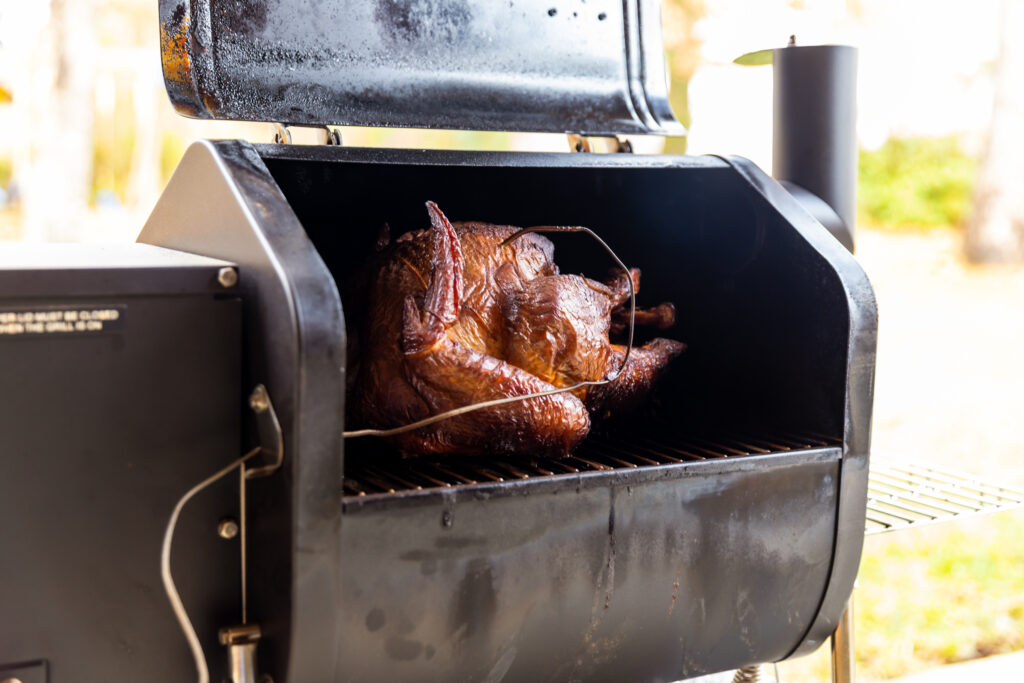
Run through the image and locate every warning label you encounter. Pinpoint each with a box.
[0,305,126,337]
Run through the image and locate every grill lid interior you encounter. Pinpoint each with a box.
[159,0,684,136]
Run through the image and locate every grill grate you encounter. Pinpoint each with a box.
[866,458,1024,535]
[342,427,840,498]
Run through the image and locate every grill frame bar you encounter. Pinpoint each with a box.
[343,444,844,512]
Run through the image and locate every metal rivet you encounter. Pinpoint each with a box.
[249,385,270,413]
[217,267,239,288]
[272,123,293,144]
[218,518,239,539]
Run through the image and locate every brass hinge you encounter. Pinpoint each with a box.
[272,123,342,146]
[567,134,633,153]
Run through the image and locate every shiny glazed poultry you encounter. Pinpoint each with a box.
[347,202,684,456]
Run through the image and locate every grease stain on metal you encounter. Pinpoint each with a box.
[450,558,498,638]
[385,636,423,661]
[604,488,616,610]
[376,0,473,44]
[482,646,518,683]
[668,568,681,617]
[365,607,386,632]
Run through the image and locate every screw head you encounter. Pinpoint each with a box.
[249,385,270,413]
[218,518,239,539]
[217,267,239,288]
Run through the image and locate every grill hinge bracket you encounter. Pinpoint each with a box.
[567,134,634,154]
[245,385,284,479]
[272,123,343,146]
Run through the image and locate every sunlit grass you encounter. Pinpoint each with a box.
[779,510,1024,681]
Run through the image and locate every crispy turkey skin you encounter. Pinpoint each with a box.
[347,202,684,456]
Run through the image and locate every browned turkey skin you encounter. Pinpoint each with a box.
[347,202,684,456]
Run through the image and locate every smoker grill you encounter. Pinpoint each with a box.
[0,2,876,683]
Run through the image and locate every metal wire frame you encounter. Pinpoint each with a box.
[866,457,1024,535]
[342,429,839,497]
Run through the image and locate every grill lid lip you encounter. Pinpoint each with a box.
[158,0,685,137]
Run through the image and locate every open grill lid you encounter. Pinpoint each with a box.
[159,0,684,136]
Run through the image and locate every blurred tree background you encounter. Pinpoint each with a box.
[964,0,1024,263]
[661,0,706,154]
[858,136,977,230]
[0,0,1015,252]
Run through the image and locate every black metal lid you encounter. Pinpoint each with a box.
[159,0,683,136]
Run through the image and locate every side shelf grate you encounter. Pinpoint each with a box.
[866,458,1024,535]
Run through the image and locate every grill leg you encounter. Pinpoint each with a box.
[830,599,855,683]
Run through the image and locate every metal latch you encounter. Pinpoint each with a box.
[219,624,262,683]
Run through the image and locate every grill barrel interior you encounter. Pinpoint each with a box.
[262,148,852,448]
[136,140,876,683]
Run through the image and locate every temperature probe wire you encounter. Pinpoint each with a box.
[160,447,261,683]
[343,224,636,439]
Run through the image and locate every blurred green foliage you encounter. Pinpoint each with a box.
[0,157,13,187]
[92,128,135,204]
[859,136,978,229]
[160,132,186,184]
[91,81,136,205]
[661,0,706,154]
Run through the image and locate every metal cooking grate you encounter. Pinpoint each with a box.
[342,428,840,497]
[866,458,1024,535]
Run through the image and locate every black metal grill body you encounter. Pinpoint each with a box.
[136,140,877,683]
[159,0,681,136]
[0,245,243,683]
